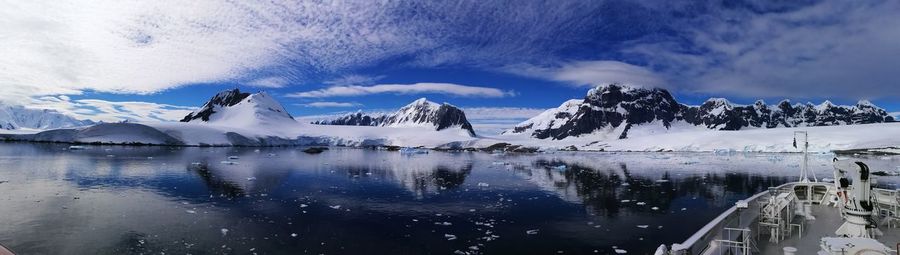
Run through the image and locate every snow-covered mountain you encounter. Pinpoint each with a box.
[312,111,387,126]
[506,84,895,140]
[0,105,94,130]
[180,89,295,127]
[313,98,477,137]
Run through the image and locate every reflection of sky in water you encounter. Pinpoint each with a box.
[0,143,898,254]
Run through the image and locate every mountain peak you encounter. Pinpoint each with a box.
[181,89,294,126]
[314,98,476,137]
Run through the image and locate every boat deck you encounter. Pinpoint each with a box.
[757,204,900,254]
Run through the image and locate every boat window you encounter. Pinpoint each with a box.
[811,185,828,203]
[793,185,809,201]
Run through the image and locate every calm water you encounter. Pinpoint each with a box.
[0,143,898,255]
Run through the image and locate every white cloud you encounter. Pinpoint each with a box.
[28,96,195,123]
[245,77,288,88]
[503,61,664,88]
[286,83,515,98]
[460,107,546,120]
[627,1,900,99]
[0,1,437,103]
[300,102,362,108]
[323,74,386,86]
[1,1,625,104]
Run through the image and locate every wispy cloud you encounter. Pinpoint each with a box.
[0,1,610,104]
[624,1,900,99]
[29,96,195,123]
[460,107,547,135]
[286,83,515,98]
[323,74,386,86]
[245,77,288,88]
[503,61,664,88]
[300,102,363,108]
[460,107,547,120]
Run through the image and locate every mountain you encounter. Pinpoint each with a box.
[0,105,94,130]
[505,83,895,140]
[312,111,387,126]
[313,98,477,137]
[180,89,295,126]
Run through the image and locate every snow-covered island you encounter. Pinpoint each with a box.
[1,84,898,154]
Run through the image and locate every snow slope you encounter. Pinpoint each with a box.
[479,122,900,153]
[181,89,295,127]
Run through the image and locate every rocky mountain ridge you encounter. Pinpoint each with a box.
[506,84,895,140]
[313,98,476,137]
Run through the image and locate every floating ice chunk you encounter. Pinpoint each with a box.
[444,234,457,241]
[246,177,257,181]
[191,162,202,165]
[291,233,298,237]
[635,202,646,206]
[651,207,659,210]
[681,208,687,211]
[525,229,539,235]
[614,249,627,254]
[220,161,238,165]
[186,210,196,214]
[329,205,341,210]
[621,183,630,186]
[655,179,669,183]
[300,204,308,208]
[620,200,630,203]
[435,221,452,226]
[477,182,490,187]
[552,165,567,170]
[220,228,229,237]
[636,225,649,229]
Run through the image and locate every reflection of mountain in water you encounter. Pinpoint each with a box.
[335,153,474,198]
[521,158,792,217]
[190,163,246,198]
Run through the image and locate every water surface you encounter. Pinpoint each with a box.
[0,143,897,254]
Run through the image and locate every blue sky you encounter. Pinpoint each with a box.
[3,0,900,130]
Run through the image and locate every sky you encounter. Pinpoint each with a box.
[2,0,900,134]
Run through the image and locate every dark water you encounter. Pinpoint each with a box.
[0,143,898,255]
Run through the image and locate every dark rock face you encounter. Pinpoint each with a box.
[512,83,895,140]
[312,99,477,137]
[180,89,250,122]
[681,99,895,131]
[312,112,386,126]
[532,85,681,139]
